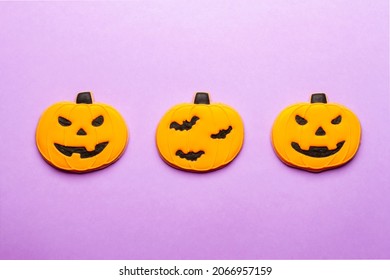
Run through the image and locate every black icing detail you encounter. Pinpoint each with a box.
[170,116,199,131]
[54,142,108,158]
[315,126,326,136]
[310,93,327,104]
[76,92,93,104]
[291,141,345,158]
[92,115,104,127]
[58,116,72,126]
[175,150,205,161]
[295,115,307,125]
[211,126,232,139]
[77,128,87,136]
[331,115,342,125]
[194,92,210,104]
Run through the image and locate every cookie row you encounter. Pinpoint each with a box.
[35,92,361,173]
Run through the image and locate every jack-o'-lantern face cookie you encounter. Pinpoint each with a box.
[272,93,361,172]
[36,92,128,172]
[156,92,244,172]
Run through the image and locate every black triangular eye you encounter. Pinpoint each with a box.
[58,116,72,126]
[92,115,104,127]
[295,115,307,125]
[331,115,342,125]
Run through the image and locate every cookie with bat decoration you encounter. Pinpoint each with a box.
[271,93,361,172]
[36,92,128,172]
[156,92,244,172]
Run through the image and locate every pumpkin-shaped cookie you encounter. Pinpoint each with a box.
[156,92,244,172]
[272,93,361,172]
[36,92,128,172]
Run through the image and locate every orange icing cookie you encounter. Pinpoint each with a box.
[271,93,361,172]
[36,92,128,172]
[156,92,244,172]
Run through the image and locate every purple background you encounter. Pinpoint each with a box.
[0,1,389,260]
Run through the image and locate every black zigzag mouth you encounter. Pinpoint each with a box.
[175,150,205,161]
[291,141,345,158]
[54,142,108,158]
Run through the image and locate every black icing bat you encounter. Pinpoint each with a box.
[170,116,199,131]
[211,126,233,139]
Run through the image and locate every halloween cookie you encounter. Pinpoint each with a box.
[36,92,128,172]
[156,92,244,172]
[271,93,361,172]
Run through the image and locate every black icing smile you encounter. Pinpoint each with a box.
[291,141,345,158]
[54,142,109,158]
[175,150,205,161]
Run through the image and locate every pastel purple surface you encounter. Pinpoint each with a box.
[0,1,389,259]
